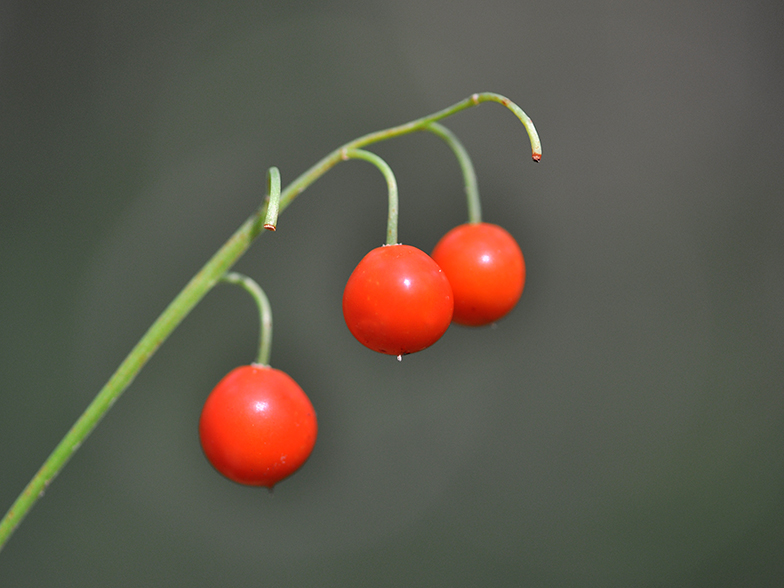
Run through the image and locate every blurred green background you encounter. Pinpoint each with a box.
[2,1,783,586]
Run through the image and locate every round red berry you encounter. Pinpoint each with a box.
[199,365,317,488]
[431,222,525,326]
[343,244,453,355]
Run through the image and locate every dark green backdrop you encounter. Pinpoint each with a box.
[2,1,783,586]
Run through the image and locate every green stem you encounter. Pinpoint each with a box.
[0,91,540,553]
[0,206,267,552]
[423,122,481,224]
[341,149,399,245]
[221,272,272,366]
[275,92,541,215]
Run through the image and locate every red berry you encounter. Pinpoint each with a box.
[431,222,525,326]
[342,244,454,355]
[199,365,317,488]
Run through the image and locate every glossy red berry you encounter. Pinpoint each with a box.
[199,364,317,488]
[343,244,454,355]
[431,222,525,326]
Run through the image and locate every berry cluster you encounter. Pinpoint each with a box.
[0,93,541,552]
[199,220,525,489]
[344,221,525,355]
[196,94,538,490]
